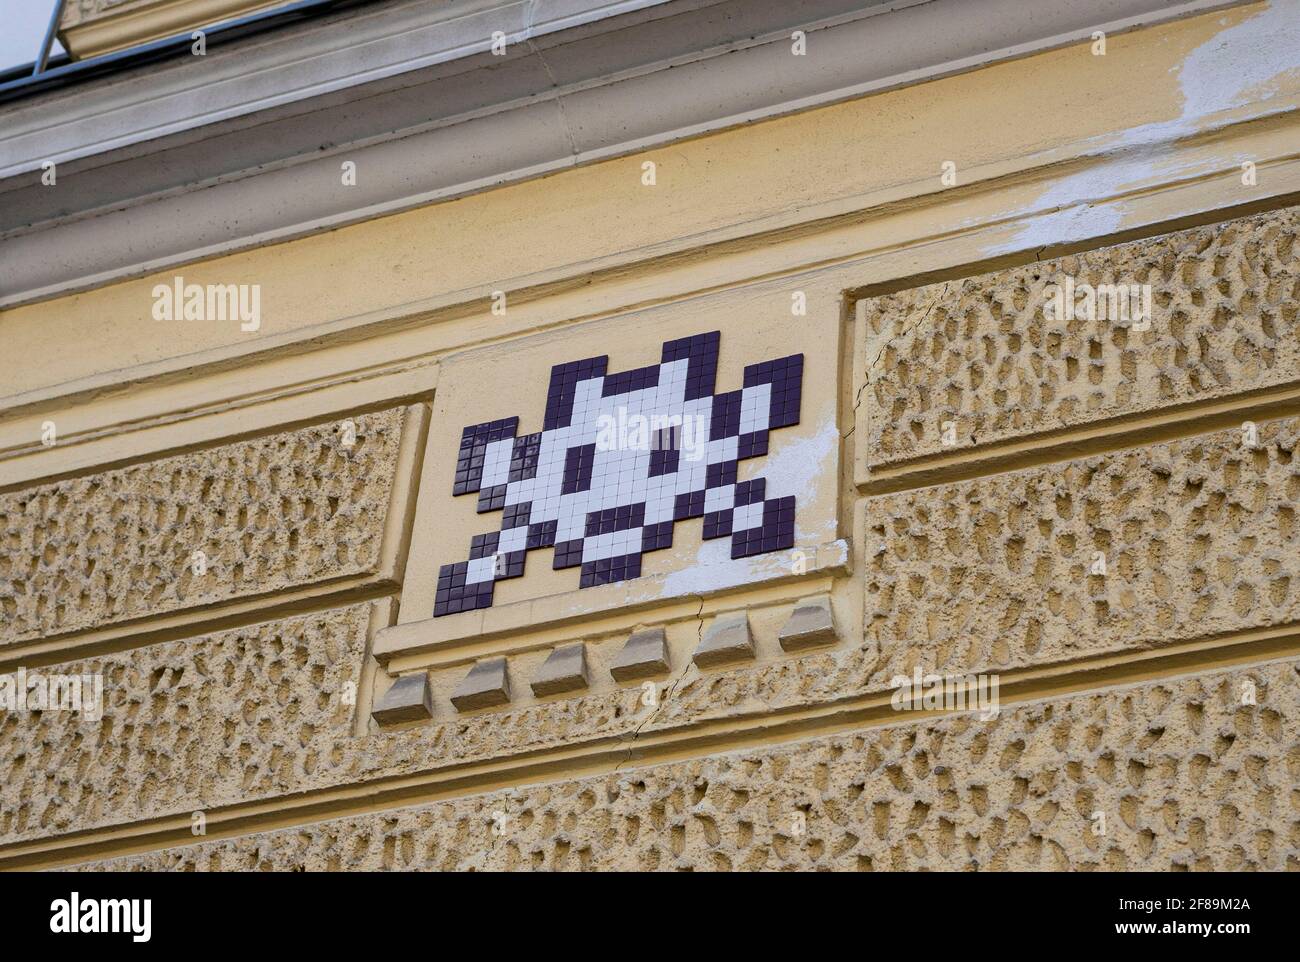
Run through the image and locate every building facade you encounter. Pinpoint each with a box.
[1,0,1298,870]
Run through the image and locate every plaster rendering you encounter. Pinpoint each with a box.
[0,0,1296,895]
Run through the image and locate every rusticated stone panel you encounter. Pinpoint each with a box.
[862,206,1300,467]
[15,492,1297,849]
[75,660,1300,871]
[0,592,864,843]
[0,408,406,645]
[867,416,1300,678]
[0,605,367,842]
[1,598,662,844]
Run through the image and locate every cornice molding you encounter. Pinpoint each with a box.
[0,0,1252,309]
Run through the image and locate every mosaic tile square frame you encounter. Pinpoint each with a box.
[397,302,843,634]
[434,331,805,616]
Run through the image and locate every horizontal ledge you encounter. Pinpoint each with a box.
[0,0,1248,307]
[9,617,1300,870]
[857,378,1300,495]
[374,538,851,664]
[0,576,396,673]
[0,367,437,491]
[6,121,1297,419]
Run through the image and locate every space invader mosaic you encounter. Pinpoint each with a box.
[434,331,803,616]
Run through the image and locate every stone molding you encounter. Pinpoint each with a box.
[0,0,1254,307]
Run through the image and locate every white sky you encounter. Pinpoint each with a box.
[0,0,66,72]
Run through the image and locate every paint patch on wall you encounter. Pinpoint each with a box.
[986,1,1300,256]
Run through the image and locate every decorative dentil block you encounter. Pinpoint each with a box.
[693,612,755,667]
[451,657,511,711]
[531,643,590,696]
[371,673,434,725]
[610,627,672,681]
[777,594,838,651]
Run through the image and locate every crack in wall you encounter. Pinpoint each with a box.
[612,594,706,775]
[865,281,949,380]
[843,378,869,441]
[524,0,580,159]
[853,282,950,444]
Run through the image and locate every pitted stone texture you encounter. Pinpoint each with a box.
[862,207,1300,467]
[16,422,1300,848]
[14,509,1298,851]
[75,660,1300,871]
[0,408,406,645]
[867,416,1300,679]
[0,605,367,843]
[1,613,669,843]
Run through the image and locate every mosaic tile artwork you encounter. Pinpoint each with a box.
[434,331,804,616]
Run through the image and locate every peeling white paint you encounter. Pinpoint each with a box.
[660,419,839,598]
[659,538,794,599]
[989,0,1300,255]
[1178,3,1299,119]
[761,418,840,544]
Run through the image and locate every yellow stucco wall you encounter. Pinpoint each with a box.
[2,2,1299,871]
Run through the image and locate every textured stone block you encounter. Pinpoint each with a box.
[693,612,754,667]
[372,673,433,725]
[0,608,880,848]
[0,604,368,844]
[76,659,1300,872]
[530,643,589,697]
[861,207,1300,468]
[451,658,510,711]
[610,628,670,681]
[867,415,1300,679]
[777,594,837,651]
[0,408,408,645]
